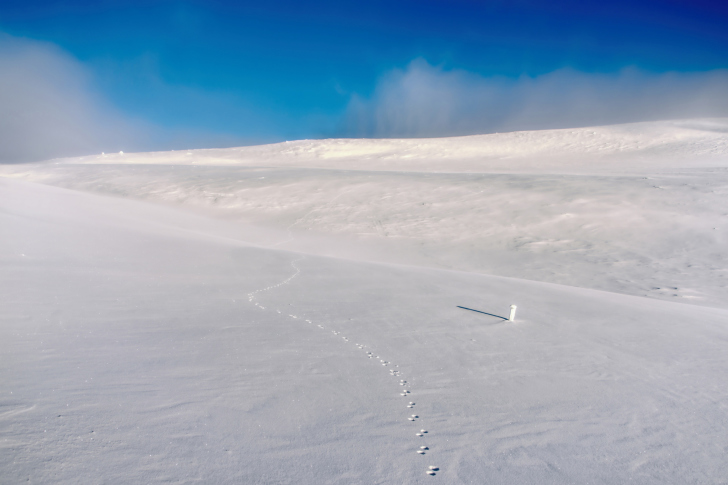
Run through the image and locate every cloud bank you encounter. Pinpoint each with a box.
[0,34,270,163]
[0,34,152,163]
[4,31,727,163]
[344,59,728,137]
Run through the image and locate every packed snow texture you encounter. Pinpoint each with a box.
[1,119,728,483]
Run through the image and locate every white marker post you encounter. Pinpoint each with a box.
[509,304,517,322]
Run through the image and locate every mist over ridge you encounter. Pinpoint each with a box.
[344,59,728,138]
[2,33,728,163]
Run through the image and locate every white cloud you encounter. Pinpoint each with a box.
[0,33,152,163]
[344,59,728,137]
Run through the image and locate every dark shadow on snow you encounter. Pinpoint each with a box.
[457,306,508,320]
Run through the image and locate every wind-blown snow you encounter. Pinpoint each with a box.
[49,118,728,172]
[3,118,727,308]
[1,119,728,483]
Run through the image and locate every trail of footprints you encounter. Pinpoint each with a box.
[246,257,440,477]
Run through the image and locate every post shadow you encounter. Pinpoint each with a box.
[456,306,508,320]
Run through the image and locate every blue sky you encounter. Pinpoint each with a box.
[1,0,728,160]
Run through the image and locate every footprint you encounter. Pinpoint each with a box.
[251,259,437,475]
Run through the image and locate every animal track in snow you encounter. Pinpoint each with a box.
[245,255,441,479]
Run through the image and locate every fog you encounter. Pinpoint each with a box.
[0,34,149,163]
[344,59,728,137]
[0,34,256,164]
[3,33,728,163]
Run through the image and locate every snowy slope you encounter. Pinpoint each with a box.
[2,178,728,484]
[3,119,728,308]
[50,118,728,173]
[2,119,728,483]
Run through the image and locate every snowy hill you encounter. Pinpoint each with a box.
[1,119,728,483]
[55,118,728,173]
[3,118,728,308]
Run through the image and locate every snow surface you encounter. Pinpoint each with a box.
[4,119,728,308]
[2,119,728,483]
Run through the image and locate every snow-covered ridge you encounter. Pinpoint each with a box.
[3,117,727,309]
[58,118,728,173]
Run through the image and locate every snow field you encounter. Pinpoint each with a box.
[2,119,728,483]
[247,256,440,476]
[3,119,727,309]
